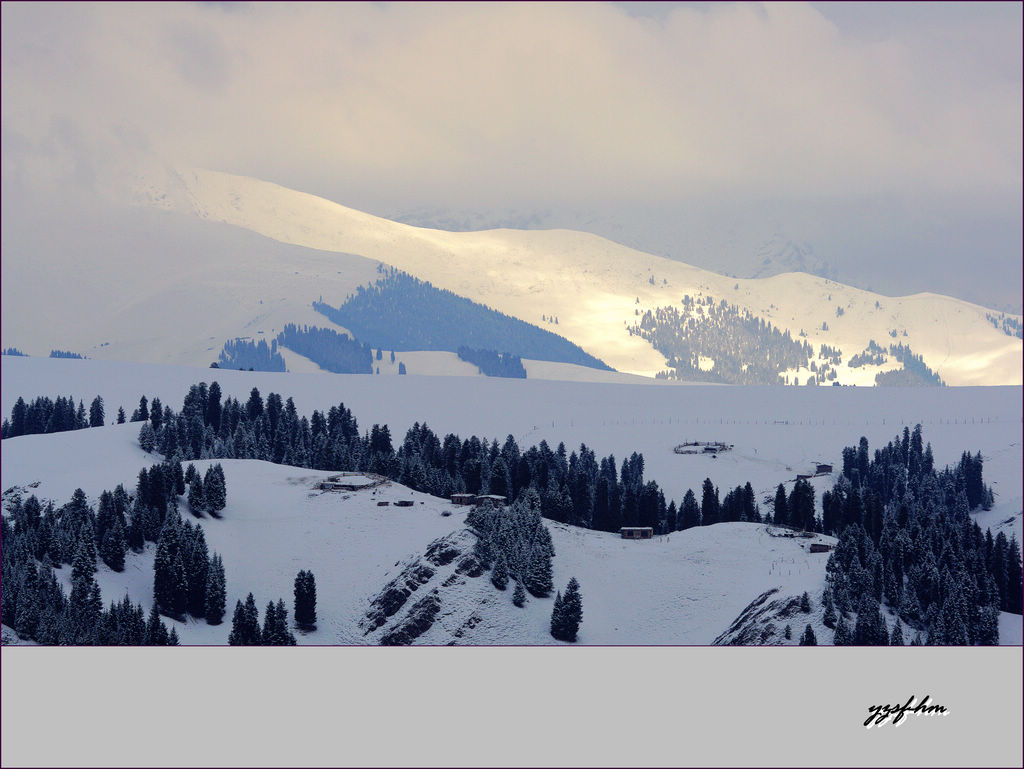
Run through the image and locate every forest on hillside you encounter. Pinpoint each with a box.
[633,294,813,384]
[313,267,611,370]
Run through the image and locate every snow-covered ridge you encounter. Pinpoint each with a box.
[128,165,1022,385]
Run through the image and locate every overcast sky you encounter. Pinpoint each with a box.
[3,2,1021,310]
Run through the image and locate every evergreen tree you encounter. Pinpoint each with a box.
[1007,535,1023,615]
[700,478,720,526]
[549,591,564,639]
[799,624,817,645]
[152,512,187,618]
[187,475,206,515]
[890,618,905,646]
[788,479,815,531]
[89,396,105,427]
[679,489,700,530]
[145,604,169,645]
[228,593,262,645]
[784,624,792,640]
[138,422,156,453]
[773,484,788,527]
[262,599,297,645]
[99,516,127,572]
[135,396,149,423]
[833,613,851,645]
[551,577,583,642]
[491,552,509,590]
[69,539,97,612]
[800,591,811,613]
[293,570,317,630]
[203,464,227,515]
[512,581,526,607]
[853,595,888,645]
[524,545,553,597]
[184,527,210,617]
[205,553,227,625]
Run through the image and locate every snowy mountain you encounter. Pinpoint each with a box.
[3,356,1021,645]
[113,165,1019,386]
[2,165,1019,385]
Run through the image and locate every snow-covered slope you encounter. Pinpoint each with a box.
[3,357,1021,644]
[116,165,1022,385]
[3,417,1020,646]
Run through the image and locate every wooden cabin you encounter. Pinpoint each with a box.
[451,493,477,506]
[810,543,832,553]
[620,527,654,540]
[815,463,833,475]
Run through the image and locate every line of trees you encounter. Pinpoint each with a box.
[218,338,286,372]
[2,394,107,438]
[275,323,372,374]
[457,346,527,378]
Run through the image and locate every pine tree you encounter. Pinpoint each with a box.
[799,624,817,645]
[69,539,97,611]
[203,464,227,515]
[145,604,169,645]
[553,577,583,642]
[833,613,851,645]
[773,484,788,527]
[138,422,156,452]
[800,591,811,613]
[822,589,836,628]
[784,624,792,640]
[512,581,526,607]
[1007,535,1023,615]
[187,475,206,514]
[262,600,297,645]
[228,593,262,645]
[890,618,905,646]
[293,570,317,631]
[854,595,888,645]
[99,516,127,572]
[679,489,700,530]
[205,553,227,625]
[549,591,564,639]
[153,512,187,618]
[89,396,104,427]
[185,528,209,617]
[701,478,720,526]
[524,545,553,597]
[491,552,509,590]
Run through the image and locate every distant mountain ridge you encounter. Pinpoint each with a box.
[1,164,1018,385]
[122,166,1021,386]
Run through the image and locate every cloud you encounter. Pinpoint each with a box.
[1,2,1021,307]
